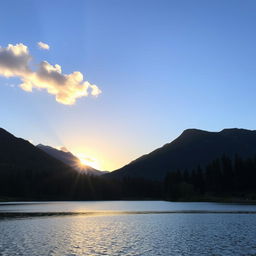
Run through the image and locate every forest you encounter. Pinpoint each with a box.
[164,154,256,201]
[1,154,256,201]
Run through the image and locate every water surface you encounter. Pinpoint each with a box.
[1,200,256,213]
[0,201,256,256]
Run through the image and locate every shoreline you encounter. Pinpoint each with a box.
[1,197,256,205]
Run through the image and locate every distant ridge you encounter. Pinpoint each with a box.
[0,127,110,200]
[37,144,106,176]
[106,128,256,180]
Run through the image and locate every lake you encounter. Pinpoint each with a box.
[0,201,256,255]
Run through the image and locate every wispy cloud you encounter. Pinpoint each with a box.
[0,43,101,105]
[37,42,50,50]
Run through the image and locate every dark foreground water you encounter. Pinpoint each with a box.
[0,201,256,256]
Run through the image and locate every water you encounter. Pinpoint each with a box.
[0,201,256,256]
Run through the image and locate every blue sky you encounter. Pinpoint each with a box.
[0,0,256,170]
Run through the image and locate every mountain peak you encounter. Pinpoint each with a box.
[107,127,256,180]
[180,128,210,138]
[181,128,255,137]
[182,128,208,134]
[220,128,255,134]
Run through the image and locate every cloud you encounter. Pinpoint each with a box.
[0,43,101,104]
[37,42,50,50]
[0,43,31,77]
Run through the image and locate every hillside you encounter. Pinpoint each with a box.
[0,128,71,171]
[0,128,91,199]
[107,128,256,180]
[37,144,105,176]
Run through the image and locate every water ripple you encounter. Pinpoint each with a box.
[0,214,256,255]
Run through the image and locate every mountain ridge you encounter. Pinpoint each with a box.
[37,144,106,176]
[106,128,256,180]
[0,127,72,170]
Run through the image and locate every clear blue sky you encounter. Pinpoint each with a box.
[0,0,256,170]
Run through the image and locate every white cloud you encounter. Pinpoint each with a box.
[0,43,31,77]
[37,42,50,50]
[0,43,102,105]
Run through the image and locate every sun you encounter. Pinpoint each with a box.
[75,153,100,170]
[79,158,89,166]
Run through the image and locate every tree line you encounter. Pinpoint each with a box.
[164,154,256,201]
[0,154,256,201]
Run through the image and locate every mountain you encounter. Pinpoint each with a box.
[0,128,71,171]
[0,127,114,200]
[0,127,79,198]
[106,128,256,180]
[2,127,256,201]
[37,144,106,176]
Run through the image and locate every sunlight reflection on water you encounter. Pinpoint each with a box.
[1,200,256,213]
[1,202,256,256]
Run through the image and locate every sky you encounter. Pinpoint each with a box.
[1,0,256,171]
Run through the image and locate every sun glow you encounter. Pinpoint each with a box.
[75,153,100,170]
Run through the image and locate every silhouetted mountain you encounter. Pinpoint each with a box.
[107,128,256,180]
[0,127,80,199]
[2,127,256,201]
[37,144,106,176]
[0,128,71,171]
[0,128,117,200]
